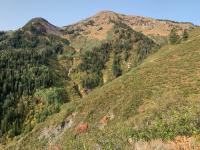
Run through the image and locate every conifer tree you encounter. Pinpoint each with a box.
[169,28,180,44]
[112,54,122,77]
[182,29,189,41]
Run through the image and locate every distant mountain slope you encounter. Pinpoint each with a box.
[23,17,61,36]
[62,11,195,53]
[63,11,194,40]
[6,27,200,150]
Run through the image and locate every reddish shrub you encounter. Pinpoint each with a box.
[74,122,89,134]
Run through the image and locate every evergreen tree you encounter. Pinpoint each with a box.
[0,28,69,138]
[182,29,189,41]
[112,54,122,78]
[169,28,180,44]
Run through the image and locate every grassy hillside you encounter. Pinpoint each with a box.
[5,27,200,149]
[0,18,159,147]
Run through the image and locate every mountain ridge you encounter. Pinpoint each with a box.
[62,10,195,38]
[8,10,195,38]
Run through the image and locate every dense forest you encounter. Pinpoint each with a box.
[0,27,69,139]
[79,21,159,89]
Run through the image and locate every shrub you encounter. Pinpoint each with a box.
[182,29,189,41]
[82,73,103,89]
[79,43,110,89]
[169,28,180,44]
[112,54,122,77]
[131,114,200,141]
[34,87,67,105]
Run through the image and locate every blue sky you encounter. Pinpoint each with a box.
[0,0,199,31]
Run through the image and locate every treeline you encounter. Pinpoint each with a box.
[79,21,158,89]
[79,43,111,89]
[112,21,158,76]
[169,28,189,44]
[0,28,68,50]
[0,30,68,138]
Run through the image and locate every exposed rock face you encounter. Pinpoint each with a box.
[39,112,77,145]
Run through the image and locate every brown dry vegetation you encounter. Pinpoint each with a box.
[63,11,194,41]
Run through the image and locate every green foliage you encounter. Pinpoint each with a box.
[113,21,158,62]
[79,43,110,72]
[112,22,133,61]
[0,31,5,36]
[81,73,103,89]
[5,21,200,150]
[182,29,189,41]
[70,36,102,53]
[34,87,67,105]
[29,22,47,35]
[169,28,180,44]
[137,36,158,61]
[131,114,200,141]
[79,21,158,89]
[36,108,52,123]
[79,43,111,88]
[0,29,67,50]
[0,19,159,146]
[35,88,67,123]
[112,54,122,77]
[0,29,69,138]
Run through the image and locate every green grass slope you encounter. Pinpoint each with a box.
[4,28,200,150]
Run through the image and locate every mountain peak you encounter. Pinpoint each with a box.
[23,17,61,35]
[93,10,119,21]
[28,17,48,22]
[24,17,50,27]
[95,10,117,16]
[63,11,195,38]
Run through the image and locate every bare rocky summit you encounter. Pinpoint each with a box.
[63,11,194,39]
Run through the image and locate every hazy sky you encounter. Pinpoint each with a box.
[0,0,199,31]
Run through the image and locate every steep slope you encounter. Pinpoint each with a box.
[6,27,200,150]
[0,19,70,143]
[68,21,159,96]
[62,11,195,58]
[0,14,159,146]
[0,12,198,149]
